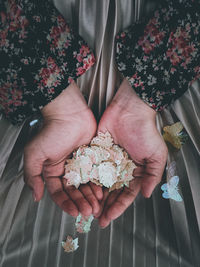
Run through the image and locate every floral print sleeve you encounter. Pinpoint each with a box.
[116,0,200,111]
[0,0,95,124]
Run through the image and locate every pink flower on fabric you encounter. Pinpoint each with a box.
[170,68,176,74]
[47,88,55,94]
[56,15,67,29]
[194,66,200,74]
[21,58,29,65]
[0,82,23,114]
[138,15,165,54]
[80,45,90,57]
[0,11,7,24]
[120,32,126,38]
[167,27,197,67]
[0,30,8,47]
[76,67,86,76]
[143,55,148,62]
[68,77,74,84]
[82,55,96,70]
[76,54,83,63]
[38,57,62,88]
[169,52,181,66]
[129,72,144,89]
[48,24,72,53]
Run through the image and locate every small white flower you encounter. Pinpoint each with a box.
[118,62,126,71]
[98,162,117,187]
[147,74,157,85]
[63,132,136,191]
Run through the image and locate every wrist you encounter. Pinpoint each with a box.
[41,82,89,121]
[111,79,156,121]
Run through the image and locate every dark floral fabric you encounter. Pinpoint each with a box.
[0,0,95,124]
[116,0,200,111]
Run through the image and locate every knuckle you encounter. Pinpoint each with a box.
[65,185,76,193]
[50,189,64,201]
[85,191,95,200]
[76,196,86,204]
[126,187,137,199]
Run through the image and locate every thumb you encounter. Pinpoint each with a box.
[24,143,45,202]
[141,159,166,198]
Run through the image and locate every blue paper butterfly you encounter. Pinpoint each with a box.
[161,176,183,202]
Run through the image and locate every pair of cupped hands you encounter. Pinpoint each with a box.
[24,79,168,228]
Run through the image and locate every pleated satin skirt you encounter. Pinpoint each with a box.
[0,0,200,266]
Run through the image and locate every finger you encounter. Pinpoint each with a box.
[99,178,141,228]
[44,162,97,216]
[98,189,122,227]
[141,159,166,198]
[45,177,79,217]
[43,160,65,178]
[89,182,103,201]
[98,188,122,218]
[44,162,79,216]
[24,146,45,202]
[141,176,160,198]
[79,183,101,215]
[94,188,110,218]
[63,183,93,216]
[133,165,145,178]
[24,174,45,202]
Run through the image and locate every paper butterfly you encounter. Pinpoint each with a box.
[161,176,183,202]
[163,122,188,149]
[166,160,176,178]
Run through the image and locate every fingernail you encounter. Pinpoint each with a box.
[93,212,100,219]
[99,222,109,229]
[144,192,151,198]
[97,191,103,201]
[100,225,107,229]
[32,191,37,202]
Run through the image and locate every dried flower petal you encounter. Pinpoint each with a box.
[63,131,136,189]
[91,131,113,148]
[75,214,94,233]
[62,236,79,252]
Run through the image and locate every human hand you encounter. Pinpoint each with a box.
[24,82,103,217]
[97,79,168,227]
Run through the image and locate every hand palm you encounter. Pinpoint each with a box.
[24,83,102,217]
[98,109,167,196]
[97,80,167,227]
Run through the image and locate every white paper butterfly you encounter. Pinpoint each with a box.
[161,176,183,202]
[166,160,176,178]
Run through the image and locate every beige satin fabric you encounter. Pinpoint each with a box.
[0,1,200,266]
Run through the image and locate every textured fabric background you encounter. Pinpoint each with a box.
[0,1,200,266]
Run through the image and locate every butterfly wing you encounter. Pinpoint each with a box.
[168,176,183,202]
[162,191,170,199]
[161,183,168,191]
[161,183,170,199]
[168,176,179,187]
[161,176,183,202]
[167,161,176,177]
[170,192,183,202]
